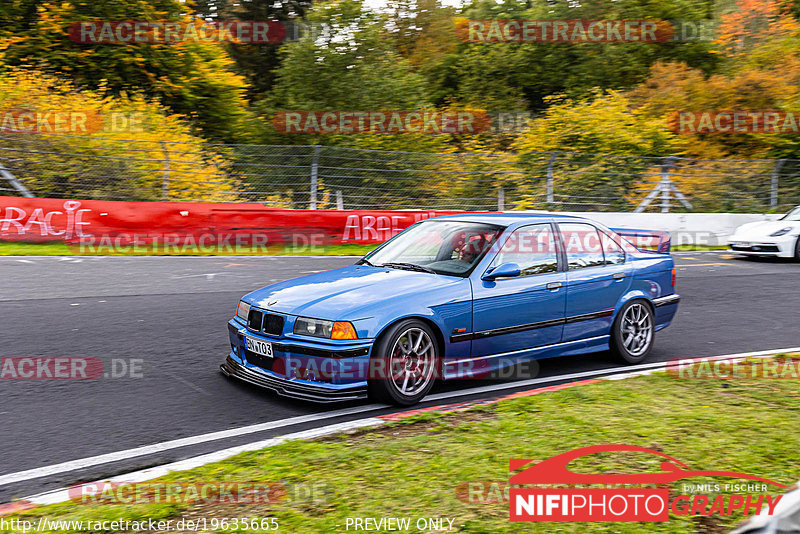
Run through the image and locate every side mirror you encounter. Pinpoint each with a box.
[482,262,521,281]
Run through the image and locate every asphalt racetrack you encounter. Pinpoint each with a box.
[1,252,799,502]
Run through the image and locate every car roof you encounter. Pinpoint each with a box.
[428,212,585,226]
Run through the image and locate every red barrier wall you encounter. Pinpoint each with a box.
[0,197,466,246]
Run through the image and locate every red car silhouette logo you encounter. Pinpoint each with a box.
[510,444,786,487]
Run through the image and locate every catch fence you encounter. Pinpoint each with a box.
[1,132,799,213]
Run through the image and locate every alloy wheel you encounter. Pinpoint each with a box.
[389,327,435,397]
[621,303,653,357]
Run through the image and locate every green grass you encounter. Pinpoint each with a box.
[0,241,377,256]
[0,241,73,256]
[4,356,799,533]
[0,241,730,256]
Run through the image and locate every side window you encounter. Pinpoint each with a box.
[600,231,625,265]
[559,223,605,270]
[490,224,558,276]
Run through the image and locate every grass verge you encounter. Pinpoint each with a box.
[0,241,727,256]
[0,242,377,257]
[3,355,799,533]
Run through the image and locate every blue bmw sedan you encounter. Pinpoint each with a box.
[220,214,679,405]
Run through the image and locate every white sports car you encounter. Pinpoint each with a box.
[728,206,800,260]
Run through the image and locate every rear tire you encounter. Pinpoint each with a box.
[611,301,655,364]
[367,319,439,406]
[794,237,800,262]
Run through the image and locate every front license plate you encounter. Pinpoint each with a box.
[245,336,273,358]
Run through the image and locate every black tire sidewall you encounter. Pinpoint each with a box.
[611,300,655,364]
[367,319,439,406]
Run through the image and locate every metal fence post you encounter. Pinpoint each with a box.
[336,190,344,210]
[635,156,690,213]
[0,162,34,197]
[660,156,677,213]
[160,141,170,200]
[771,159,785,210]
[497,188,505,211]
[546,151,558,204]
[310,145,320,210]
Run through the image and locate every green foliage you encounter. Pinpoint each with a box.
[255,0,443,154]
[266,0,430,113]
[451,0,720,111]
[193,0,314,100]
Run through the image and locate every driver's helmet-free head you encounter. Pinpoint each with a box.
[459,235,487,263]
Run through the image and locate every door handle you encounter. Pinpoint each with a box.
[613,272,626,280]
[547,282,563,290]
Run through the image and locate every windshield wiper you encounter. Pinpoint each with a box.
[380,262,438,274]
[357,258,376,266]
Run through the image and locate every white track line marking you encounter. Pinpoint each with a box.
[0,404,383,487]
[24,418,384,506]
[3,346,799,489]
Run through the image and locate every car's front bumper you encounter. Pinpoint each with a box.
[222,320,372,403]
[220,356,368,402]
[728,236,796,257]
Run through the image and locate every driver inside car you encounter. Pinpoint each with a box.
[457,235,488,264]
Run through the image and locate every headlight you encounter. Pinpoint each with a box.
[770,227,792,237]
[294,317,358,340]
[236,300,251,322]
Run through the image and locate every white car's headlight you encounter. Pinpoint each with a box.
[236,300,251,322]
[770,227,792,237]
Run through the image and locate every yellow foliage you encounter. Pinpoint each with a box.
[0,68,241,201]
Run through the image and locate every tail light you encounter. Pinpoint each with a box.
[671,268,676,287]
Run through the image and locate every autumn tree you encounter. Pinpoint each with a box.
[191,0,314,100]
[0,0,254,143]
[448,0,720,113]
[0,68,241,201]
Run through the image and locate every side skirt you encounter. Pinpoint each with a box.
[441,335,610,380]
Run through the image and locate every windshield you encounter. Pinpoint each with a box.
[781,207,800,221]
[363,220,504,277]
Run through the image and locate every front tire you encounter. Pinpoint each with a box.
[794,237,800,262]
[611,301,655,364]
[368,319,439,406]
